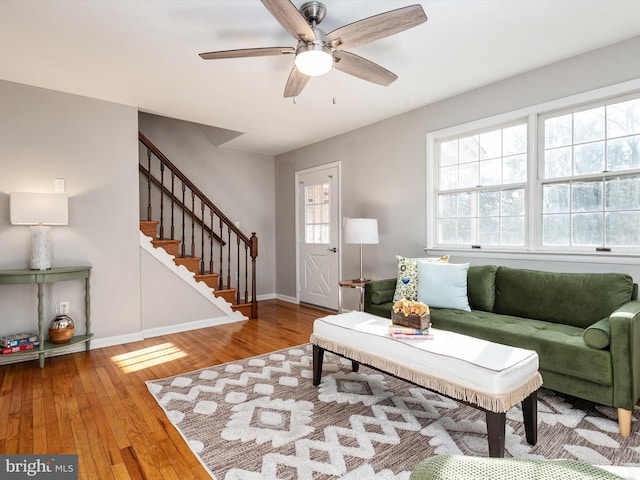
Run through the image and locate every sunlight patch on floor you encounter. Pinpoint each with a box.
[111,342,187,373]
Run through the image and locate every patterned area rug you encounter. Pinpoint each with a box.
[146,344,640,479]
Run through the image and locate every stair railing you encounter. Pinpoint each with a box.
[139,132,258,318]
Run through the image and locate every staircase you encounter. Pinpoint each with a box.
[139,132,258,318]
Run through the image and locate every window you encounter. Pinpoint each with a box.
[304,182,330,244]
[541,97,640,249]
[436,122,527,247]
[428,85,640,255]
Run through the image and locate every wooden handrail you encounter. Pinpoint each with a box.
[139,131,258,318]
[139,132,252,245]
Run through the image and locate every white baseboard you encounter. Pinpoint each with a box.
[142,315,244,339]
[276,293,298,304]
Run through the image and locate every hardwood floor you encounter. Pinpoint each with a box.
[0,299,323,479]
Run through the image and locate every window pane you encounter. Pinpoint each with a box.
[440,165,458,190]
[607,98,640,138]
[572,181,602,212]
[439,219,457,243]
[545,147,572,178]
[501,189,525,216]
[605,175,640,211]
[572,213,603,245]
[606,211,640,246]
[440,140,458,166]
[542,214,570,246]
[457,192,472,217]
[574,141,604,175]
[574,106,605,144]
[503,154,526,183]
[304,181,330,244]
[479,191,500,217]
[459,136,479,163]
[503,124,527,155]
[543,184,570,213]
[607,135,640,171]
[457,218,473,244]
[480,130,501,159]
[545,113,572,148]
[438,194,457,218]
[459,162,479,189]
[480,158,501,186]
[500,216,524,245]
[479,217,500,244]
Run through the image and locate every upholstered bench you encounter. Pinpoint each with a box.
[310,311,543,457]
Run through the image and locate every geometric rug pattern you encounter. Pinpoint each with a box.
[146,344,640,479]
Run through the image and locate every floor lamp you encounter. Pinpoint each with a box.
[343,218,379,282]
[10,192,69,270]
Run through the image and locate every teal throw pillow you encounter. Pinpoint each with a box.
[417,262,471,312]
[393,255,449,302]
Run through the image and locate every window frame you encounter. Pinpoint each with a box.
[426,78,640,261]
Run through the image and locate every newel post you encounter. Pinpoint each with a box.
[250,232,258,318]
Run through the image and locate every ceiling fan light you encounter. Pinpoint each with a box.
[295,44,333,76]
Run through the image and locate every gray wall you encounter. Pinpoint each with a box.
[0,79,141,346]
[138,113,276,298]
[275,36,640,301]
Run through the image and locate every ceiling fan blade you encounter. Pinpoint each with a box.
[261,0,316,42]
[326,4,427,51]
[199,47,295,60]
[284,66,311,98]
[333,51,397,86]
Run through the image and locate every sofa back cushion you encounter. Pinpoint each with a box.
[467,265,498,312]
[493,267,634,328]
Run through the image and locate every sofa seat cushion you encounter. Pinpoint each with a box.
[431,309,612,387]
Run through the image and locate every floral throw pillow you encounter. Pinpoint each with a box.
[393,255,449,302]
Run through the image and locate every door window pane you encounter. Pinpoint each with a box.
[304,182,330,244]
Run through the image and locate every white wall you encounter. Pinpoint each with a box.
[138,113,277,298]
[275,36,640,301]
[0,80,141,348]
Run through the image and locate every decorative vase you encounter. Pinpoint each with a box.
[49,315,74,344]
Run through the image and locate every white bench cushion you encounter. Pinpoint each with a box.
[312,311,541,411]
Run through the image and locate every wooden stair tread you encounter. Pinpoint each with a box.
[152,239,181,257]
[174,257,201,274]
[140,221,159,238]
[195,273,220,289]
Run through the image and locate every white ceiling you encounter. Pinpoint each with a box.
[1,1,640,156]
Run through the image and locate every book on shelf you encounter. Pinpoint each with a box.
[388,325,430,335]
[2,342,39,354]
[0,332,39,348]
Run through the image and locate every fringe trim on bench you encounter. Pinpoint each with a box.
[310,334,542,413]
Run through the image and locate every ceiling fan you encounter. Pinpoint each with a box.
[199,1,427,98]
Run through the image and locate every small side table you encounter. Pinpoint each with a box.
[338,280,368,313]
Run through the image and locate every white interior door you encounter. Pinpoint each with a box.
[297,164,340,310]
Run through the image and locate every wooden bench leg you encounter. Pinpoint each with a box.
[312,344,324,386]
[352,360,359,372]
[486,411,506,458]
[618,408,632,437]
[522,390,538,445]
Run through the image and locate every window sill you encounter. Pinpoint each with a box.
[424,247,640,266]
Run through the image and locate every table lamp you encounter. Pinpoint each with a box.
[10,192,69,270]
[343,217,379,282]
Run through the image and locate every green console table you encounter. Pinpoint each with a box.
[0,266,92,368]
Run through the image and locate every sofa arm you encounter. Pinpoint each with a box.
[610,300,640,410]
[364,278,397,312]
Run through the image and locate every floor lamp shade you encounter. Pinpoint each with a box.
[343,218,379,282]
[10,192,69,270]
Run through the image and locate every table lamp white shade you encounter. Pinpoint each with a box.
[10,192,69,270]
[343,218,378,282]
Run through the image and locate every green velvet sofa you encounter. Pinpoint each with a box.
[363,265,640,437]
